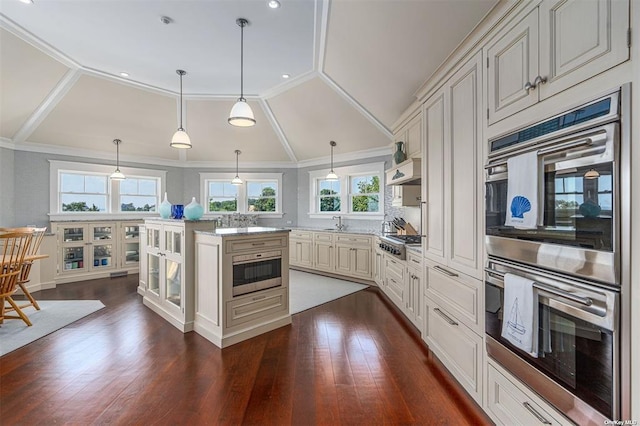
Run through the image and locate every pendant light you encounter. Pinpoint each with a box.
[110,139,125,180]
[326,141,338,181]
[228,18,256,127]
[171,69,192,148]
[232,150,243,185]
[584,169,600,179]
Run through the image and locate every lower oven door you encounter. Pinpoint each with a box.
[233,255,282,296]
[485,257,619,423]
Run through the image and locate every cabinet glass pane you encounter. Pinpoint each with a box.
[63,246,85,270]
[165,259,181,307]
[93,226,112,241]
[148,229,159,248]
[165,231,172,252]
[125,242,139,264]
[93,244,112,267]
[125,225,139,239]
[63,227,84,242]
[148,254,159,294]
[173,232,181,255]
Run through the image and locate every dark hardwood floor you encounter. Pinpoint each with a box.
[1,274,491,425]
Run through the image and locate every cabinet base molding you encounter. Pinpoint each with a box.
[54,269,133,284]
[194,314,291,349]
[290,266,375,287]
[142,298,194,333]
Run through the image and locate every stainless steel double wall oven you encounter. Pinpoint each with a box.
[484,86,631,424]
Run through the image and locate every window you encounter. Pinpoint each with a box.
[207,181,239,213]
[309,162,384,219]
[49,161,165,220]
[200,173,283,216]
[119,178,158,212]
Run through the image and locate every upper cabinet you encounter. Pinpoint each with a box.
[486,0,629,125]
[393,111,423,160]
[423,51,483,279]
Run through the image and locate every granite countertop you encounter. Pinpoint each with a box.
[406,244,423,254]
[289,226,382,236]
[197,227,290,237]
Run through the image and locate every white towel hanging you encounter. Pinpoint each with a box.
[505,151,539,229]
[501,273,538,357]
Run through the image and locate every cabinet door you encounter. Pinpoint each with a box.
[58,224,89,274]
[404,267,416,321]
[352,246,372,279]
[383,256,404,307]
[423,91,447,264]
[335,245,352,275]
[121,222,141,269]
[373,250,384,287]
[486,7,539,124]
[289,240,300,265]
[89,223,115,271]
[538,0,629,99]
[447,52,483,278]
[145,224,162,298]
[163,225,184,311]
[314,242,334,272]
[405,112,423,158]
[298,240,313,267]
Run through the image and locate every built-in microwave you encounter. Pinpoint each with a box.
[232,250,282,297]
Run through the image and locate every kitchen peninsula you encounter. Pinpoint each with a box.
[193,227,291,348]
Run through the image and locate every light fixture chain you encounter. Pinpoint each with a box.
[179,72,183,128]
[240,21,244,100]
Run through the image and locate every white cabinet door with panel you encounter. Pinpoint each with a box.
[289,231,313,268]
[486,0,629,124]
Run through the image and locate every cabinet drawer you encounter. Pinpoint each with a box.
[290,230,312,240]
[406,251,423,268]
[314,232,333,242]
[335,234,372,246]
[425,260,481,332]
[487,362,570,426]
[226,236,287,253]
[384,256,405,280]
[424,296,482,403]
[226,288,288,328]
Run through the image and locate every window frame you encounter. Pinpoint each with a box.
[49,160,166,221]
[200,172,283,217]
[308,162,385,220]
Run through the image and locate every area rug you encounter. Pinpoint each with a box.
[0,300,105,356]
[289,270,368,314]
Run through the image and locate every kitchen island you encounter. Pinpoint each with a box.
[193,227,291,348]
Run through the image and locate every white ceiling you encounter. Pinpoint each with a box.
[0,0,498,166]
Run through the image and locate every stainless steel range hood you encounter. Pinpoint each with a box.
[385,157,421,185]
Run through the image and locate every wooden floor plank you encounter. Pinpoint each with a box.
[1,275,491,425]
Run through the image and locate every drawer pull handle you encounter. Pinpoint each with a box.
[434,265,458,277]
[252,242,266,246]
[411,259,420,264]
[434,308,458,326]
[522,402,552,425]
[252,295,266,301]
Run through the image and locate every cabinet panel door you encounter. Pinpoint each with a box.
[352,247,371,279]
[539,0,629,99]
[299,240,313,267]
[448,52,482,278]
[486,7,539,124]
[405,112,423,158]
[423,92,446,263]
[314,242,333,272]
[335,245,352,275]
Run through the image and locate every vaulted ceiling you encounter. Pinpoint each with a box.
[0,0,497,166]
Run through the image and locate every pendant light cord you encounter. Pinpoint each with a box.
[179,72,184,129]
[240,20,245,101]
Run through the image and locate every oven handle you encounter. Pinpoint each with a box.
[233,255,282,266]
[484,267,593,307]
[485,136,594,169]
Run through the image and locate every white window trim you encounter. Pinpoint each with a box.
[308,162,385,220]
[200,172,284,218]
[49,160,166,221]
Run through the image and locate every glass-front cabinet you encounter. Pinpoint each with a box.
[121,222,141,269]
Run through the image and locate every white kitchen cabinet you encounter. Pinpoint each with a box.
[423,51,483,280]
[119,221,141,271]
[424,294,483,405]
[289,230,313,268]
[383,254,404,308]
[486,361,572,426]
[141,219,214,332]
[334,234,372,280]
[405,250,424,333]
[394,111,422,160]
[137,224,146,295]
[486,0,629,124]
[373,244,385,288]
[391,185,421,207]
[313,232,334,273]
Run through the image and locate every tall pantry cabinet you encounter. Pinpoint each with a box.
[422,50,484,405]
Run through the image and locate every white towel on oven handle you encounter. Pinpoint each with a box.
[501,273,538,358]
[505,151,539,229]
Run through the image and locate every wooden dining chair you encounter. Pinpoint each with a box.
[0,227,47,311]
[0,230,34,326]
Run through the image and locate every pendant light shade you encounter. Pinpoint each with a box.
[171,70,192,149]
[110,139,125,180]
[228,18,256,127]
[326,141,338,181]
[584,169,600,179]
[232,150,243,185]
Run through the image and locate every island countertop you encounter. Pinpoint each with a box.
[196,227,291,237]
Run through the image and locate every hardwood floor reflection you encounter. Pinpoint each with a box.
[1,274,491,425]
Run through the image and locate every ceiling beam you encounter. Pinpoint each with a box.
[260,98,298,163]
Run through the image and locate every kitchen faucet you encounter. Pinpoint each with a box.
[332,215,345,231]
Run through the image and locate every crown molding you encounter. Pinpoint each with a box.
[296,146,390,168]
[259,99,298,162]
[261,70,317,100]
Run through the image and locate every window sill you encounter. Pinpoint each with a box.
[49,212,157,222]
[308,213,384,221]
[203,213,284,219]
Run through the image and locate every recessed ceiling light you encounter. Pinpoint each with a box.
[281,74,290,79]
[120,72,129,77]
[19,0,34,4]
[268,0,281,9]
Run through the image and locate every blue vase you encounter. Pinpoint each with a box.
[158,192,172,219]
[171,204,184,219]
[184,197,204,220]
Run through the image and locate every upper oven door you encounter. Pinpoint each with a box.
[485,123,619,285]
